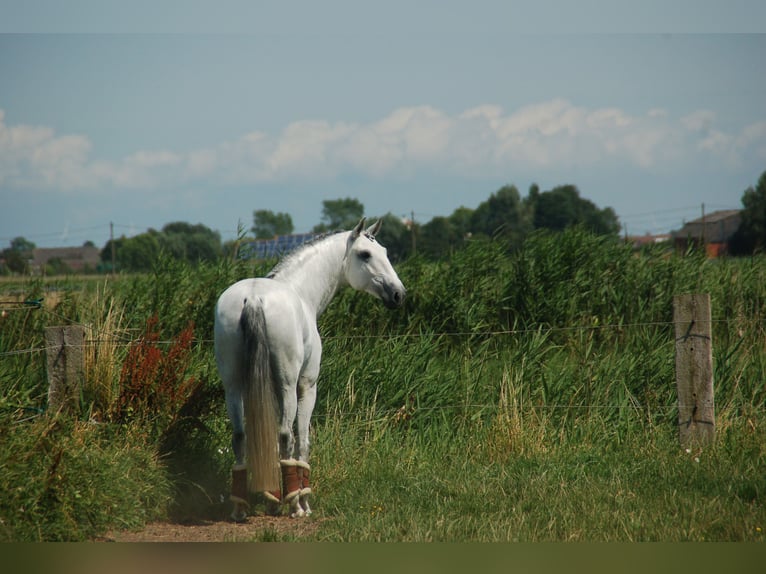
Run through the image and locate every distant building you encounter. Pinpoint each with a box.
[30,246,101,274]
[672,209,741,257]
[627,233,671,250]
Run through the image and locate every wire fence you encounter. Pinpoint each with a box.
[0,300,755,426]
[0,308,744,359]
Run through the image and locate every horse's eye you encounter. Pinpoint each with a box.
[358,250,372,262]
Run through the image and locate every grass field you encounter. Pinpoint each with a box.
[1,229,764,541]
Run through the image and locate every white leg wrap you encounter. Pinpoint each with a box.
[296,460,312,516]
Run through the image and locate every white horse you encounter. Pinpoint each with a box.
[214,218,406,520]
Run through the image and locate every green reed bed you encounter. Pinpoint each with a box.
[1,229,764,540]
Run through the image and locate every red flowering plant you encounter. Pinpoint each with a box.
[114,315,201,437]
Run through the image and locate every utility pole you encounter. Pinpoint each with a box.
[110,221,116,275]
[700,203,706,249]
[410,211,417,256]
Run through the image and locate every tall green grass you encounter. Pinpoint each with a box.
[1,229,764,540]
[307,414,764,541]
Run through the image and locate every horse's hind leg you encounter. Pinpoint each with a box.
[275,384,305,518]
[225,386,249,522]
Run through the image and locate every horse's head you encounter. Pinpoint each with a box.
[344,218,407,309]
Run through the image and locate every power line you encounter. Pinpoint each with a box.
[0,224,111,242]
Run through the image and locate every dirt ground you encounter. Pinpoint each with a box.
[98,515,322,542]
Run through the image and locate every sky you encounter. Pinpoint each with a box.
[1,1,765,249]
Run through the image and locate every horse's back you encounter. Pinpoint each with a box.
[216,277,306,330]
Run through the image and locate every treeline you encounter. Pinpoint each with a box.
[101,222,223,272]
[379,183,619,261]
[254,182,620,262]
[3,171,765,274]
[2,182,619,274]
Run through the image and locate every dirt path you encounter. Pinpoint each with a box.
[99,516,322,542]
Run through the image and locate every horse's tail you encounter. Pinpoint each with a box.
[240,299,280,493]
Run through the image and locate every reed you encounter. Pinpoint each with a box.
[1,228,764,540]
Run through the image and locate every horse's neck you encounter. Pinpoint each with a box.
[272,233,348,318]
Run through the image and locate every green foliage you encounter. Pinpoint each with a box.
[503,228,704,329]
[309,415,765,541]
[411,183,620,258]
[102,222,222,272]
[313,197,365,233]
[252,209,294,239]
[9,237,37,253]
[470,184,531,244]
[1,236,36,274]
[160,221,222,263]
[43,257,72,276]
[730,170,766,255]
[0,415,170,542]
[531,184,620,236]
[372,212,412,262]
[419,216,463,259]
[1,228,765,540]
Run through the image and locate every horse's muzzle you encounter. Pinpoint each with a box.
[382,284,407,309]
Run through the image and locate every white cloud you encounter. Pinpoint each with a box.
[186,148,218,177]
[1,100,764,194]
[0,112,91,189]
[269,120,355,177]
[125,150,182,168]
[682,110,716,132]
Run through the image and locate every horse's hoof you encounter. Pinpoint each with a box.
[231,511,248,523]
[265,500,282,516]
[290,508,306,518]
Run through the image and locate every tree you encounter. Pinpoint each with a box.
[100,222,222,272]
[420,216,461,259]
[730,170,766,255]
[119,232,162,272]
[161,222,222,263]
[45,257,71,275]
[10,237,36,254]
[372,213,412,262]
[532,184,620,236]
[470,185,532,246]
[1,237,36,274]
[252,210,294,239]
[313,198,364,233]
[449,206,474,241]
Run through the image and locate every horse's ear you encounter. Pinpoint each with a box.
[351,218,366,238]
[366,219,382,237]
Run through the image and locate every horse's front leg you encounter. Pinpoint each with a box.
[295,378,317,516]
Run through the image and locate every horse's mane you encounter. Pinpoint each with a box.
[266,231,344,279]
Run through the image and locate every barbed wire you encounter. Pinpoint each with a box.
[0,315,752,359]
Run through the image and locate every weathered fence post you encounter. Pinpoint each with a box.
[45,325,85,414]
[673,294,715,448]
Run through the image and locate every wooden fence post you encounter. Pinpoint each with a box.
[45,325,85,414]
[673,294,715,449]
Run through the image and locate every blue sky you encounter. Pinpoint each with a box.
[1,1,765,248]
